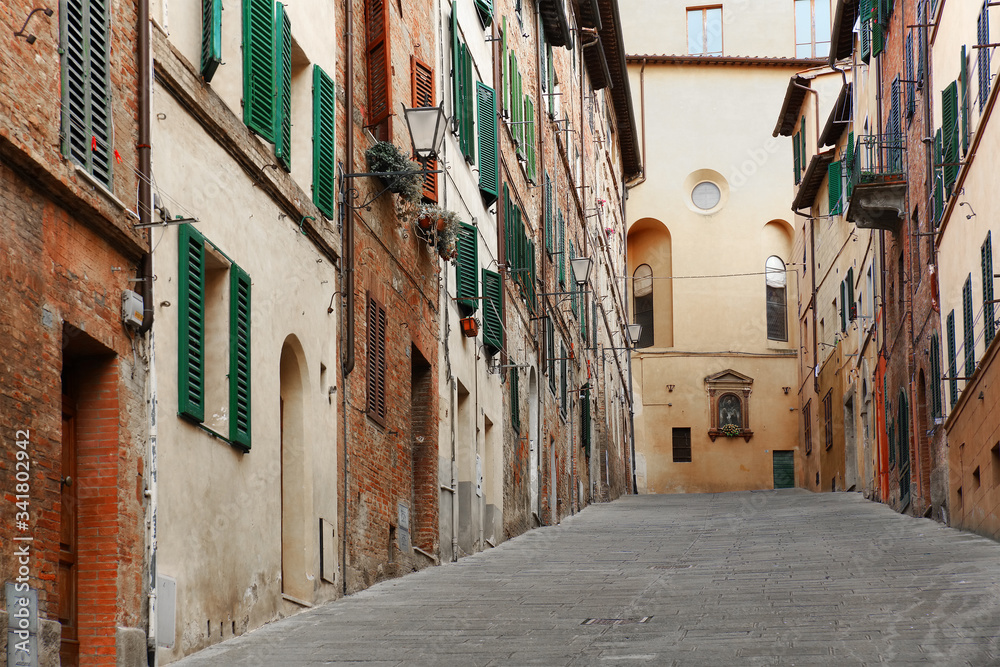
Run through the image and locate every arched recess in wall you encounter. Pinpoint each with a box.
[762,220,794,345]
[279,334,311,602]
[626,218,673,348]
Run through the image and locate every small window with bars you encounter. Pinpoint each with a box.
[672,428,692,463]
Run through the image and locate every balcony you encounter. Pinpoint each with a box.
[845,133,906,231]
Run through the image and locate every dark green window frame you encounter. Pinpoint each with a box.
[456,223,479,313]
[178,225,253,450]
[983,231,996,347]
[963,275,975,377]
[312,65,337,219]
[243,0,276,140]
[477,83,499,204]
[947,310,958,406]
[482,269,504,353]
[929,333,943,420]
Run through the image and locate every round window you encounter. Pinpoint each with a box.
[692,181,721,210]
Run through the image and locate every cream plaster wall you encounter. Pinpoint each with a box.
[621,0,802,58]
[152,89,340,663]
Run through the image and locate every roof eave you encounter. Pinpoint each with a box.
[792,149,836,211]
[773,75,810,138]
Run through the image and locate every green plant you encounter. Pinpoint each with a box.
[365,141,423,204]
[720,423,741,438]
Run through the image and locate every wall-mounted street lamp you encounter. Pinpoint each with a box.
[569,256,593,286]
[627,323,642,346]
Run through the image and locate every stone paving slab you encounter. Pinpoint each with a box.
[170,491,1000,666]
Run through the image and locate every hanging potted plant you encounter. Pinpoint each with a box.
[720,423,741,438]
[365,141,424,204]
[434,208,461,263]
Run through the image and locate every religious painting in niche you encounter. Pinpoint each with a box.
[718,393,741,427]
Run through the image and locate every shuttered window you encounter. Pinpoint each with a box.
[547,318,556,394]
[544,172,553,254]
[793,129,801,184]
[888,76,902,172]
[929,334,943,420]
[558,210,566,286]
[178,225,207,423]
[510,370,520,431]
[672,428,691,463]
[947,310,958,406]
[412,57,439,202]
[229,265,252,450]
[569,240,578,316]
[273,3,292,171]
[456,223,478,313]
[366,0,392,141]
[942,81,959,191]
[803,400,812,455]
[243,0,275,140]
[559,342,568,417]
[846,267,855,321]
[840,280,849,333]
[860,0,871,63]
[823,390,833,450]
[523,96,536,182]
[475,0,493,27]
[477,83,498,203]
[828,160,842,214]
[178,226,253,447]
[983,232,996,347]
[978,2,991,110]
[61,0,113,189]
[201,0,223,82]
[366,295,388,425]
[905,31,915,118]
[482,269,504,353]
[581,387,591,457]
[963,275,975,377]
[313,66,337,219]
[452,10,475,163]
[933,129,944,223]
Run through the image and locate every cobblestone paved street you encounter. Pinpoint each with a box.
[172,491,1000,666]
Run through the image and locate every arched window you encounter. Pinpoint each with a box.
[718,393,742,427]
[633,264,654,348]
[765,256,788,341]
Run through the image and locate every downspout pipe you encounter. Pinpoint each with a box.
[137,0,153,337]
[341,0,356,598]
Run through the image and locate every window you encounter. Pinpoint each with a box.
[177,225,253,450]
[475,0,493,27]
[828,160,842,215]
[718,394,742,428]
[633,264,654,348]
[795,0,831,58]
[978,1,991,110]
[929,333,943,420]
[547,317,556,394]
[672,428,692,463]
[313,66,337,219]
[983,232,996,347]
[452,9,475,162]
[367,0,392,141]
[947,310,958,406]
[510,369,520,431]
[905,31,916,118]
[963,275,975,377]
[482,269,504,354]
[366,295,388,425]
[243,0,292,166]
[523,93,537,182]
[692,182,721,210]
[581,387,592,457]
[559,342,568,417]
[823,390,833,450]
[687,6,722,55]
[477,83,499,204]
[456,223,479,314]
[942,80,960,192]
[803,399,813,455]
[61,0,114,189]
[766,256,788,341]
[201,0,223,82]
[412,57,439,202]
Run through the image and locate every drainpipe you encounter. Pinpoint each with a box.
[136,0,157,662]
[341,0,356,597]
[451,379,458,560]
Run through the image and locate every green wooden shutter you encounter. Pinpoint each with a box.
[528,239,537,313]
[840,279,848,333]
[482,269,504,353]
[793,131,801,184]
[61,0,113,188]
[800,116,807,167]
[501,17,508,114]
[828,160,842,214]
[963,275,975,377]
[592,298,598,349]
[559,342,567,416]
[942,81,959,190]
[547,44,555,116]
[581,387,591,457]
[960,46,970,156]
[475,0,493,27]
[477,83,499,203]
[544,172,553,254]
[229,264,252,450]
[860,0,871,63]
[456,222,479,313]
[983,232,996,347]
[462,44,475,162]
[846,267,855,320]
[558,211,566,285]
[905,31,915,118]
[243,0,275,140]
[178,224,207,423]
[201,0,223,82]
[978,5,990,109]
[511,370,520,431]
[274,3,292,171]
[547,318,556,394]
[947,310,958,406]
[845,131,855,199]
[312,66,337,219]
[933,129,944,223]
[524,96,536,182]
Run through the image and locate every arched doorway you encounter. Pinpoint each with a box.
[279,337,309,602]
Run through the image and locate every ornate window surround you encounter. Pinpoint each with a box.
[706,369,754,442]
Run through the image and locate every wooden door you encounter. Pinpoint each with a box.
[60,399,79,667]
[772,450,795,489]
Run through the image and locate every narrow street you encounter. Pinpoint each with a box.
[172,491,1000,666]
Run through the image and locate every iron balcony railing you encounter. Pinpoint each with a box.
[847,133,906,194]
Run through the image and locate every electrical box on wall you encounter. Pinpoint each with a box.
[122,289,144,329]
